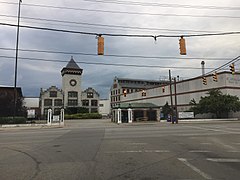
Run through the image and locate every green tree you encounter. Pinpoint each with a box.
[189,89,240,118]
[162,102,172,119]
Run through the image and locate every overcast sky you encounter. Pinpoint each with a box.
[0,0,240,99]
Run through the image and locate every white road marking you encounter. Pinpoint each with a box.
[207,158,240,163]
[189,150,211,153]
[186,126,240,134]
[105,150,170,153]
[178,158,212,180]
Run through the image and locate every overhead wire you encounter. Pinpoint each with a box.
[83,0,240,11]
[205,56,240,75]
[1,22,240,38]
[0,14,222,34]
[0,47,233,61]
[0,55,215,70]
[0,1,240,19]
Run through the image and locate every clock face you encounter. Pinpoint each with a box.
[69,79,77,86]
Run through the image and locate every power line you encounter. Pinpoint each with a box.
[0,55,215,70]
[1,22,240,38]
[0,14,221,34]
[84,0,240,11]
[205,56,240,75]
[0,47,232,61]
[1,1,240,19]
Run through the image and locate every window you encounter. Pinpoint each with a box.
[54,99,62,106]
[82,100,89,106]
[68,99,78,106]
[54,108,61,115]
[99,104,104,107]
[43,108,49,115]
[87,92,94,98]
[44,99,52,106]
[50,91,57,97]
[91,100,98,106]
[68,91,78,98]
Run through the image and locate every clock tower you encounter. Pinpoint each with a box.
[61,56,83,108]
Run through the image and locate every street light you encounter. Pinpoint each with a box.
[13,0,22,118]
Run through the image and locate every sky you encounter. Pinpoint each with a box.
[0,0,240,99]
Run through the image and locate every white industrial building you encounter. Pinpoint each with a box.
[111,72,240,122]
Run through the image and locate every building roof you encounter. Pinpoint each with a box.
[66,56,81,69]
[0,86,23,97]
[61,57,83,76]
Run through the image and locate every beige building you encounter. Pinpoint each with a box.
[110,77,169,108]
[82,87,100,113]
[61,57,83,108]
[116,71,240,120]
[40,57,101,117]
[40,86,63,118]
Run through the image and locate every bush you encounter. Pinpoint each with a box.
[65,113,102,120]
[65,107,89,115]
[0,116,27,124]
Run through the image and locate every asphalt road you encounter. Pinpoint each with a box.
[0,119,240,180]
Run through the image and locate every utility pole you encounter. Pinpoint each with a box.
[169,70,174,124]
[174,77,178,124]
[13,0,22,118]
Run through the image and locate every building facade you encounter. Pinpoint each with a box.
[116,72,240,119]
[61,57,83,108]
[82,87,100,113]
[39,86,63,118]
[39,57,103,117]
[110,77,169,108]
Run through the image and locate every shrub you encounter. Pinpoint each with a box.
[0,116,27,124]
[65,113,102,120]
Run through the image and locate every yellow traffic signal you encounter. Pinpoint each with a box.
[162,86,165,93]
[202,77,207,85]
[230,63,235,74]
[213,72,218,82]
[98,35,104,55]
[123,89,127,97]
[179,36,186,55]
[142,90,146,96]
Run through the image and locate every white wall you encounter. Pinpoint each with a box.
[99,99,110,116]
[120,72,240,113]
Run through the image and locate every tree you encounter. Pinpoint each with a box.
[162,102,172,119]
[189,89,240,118]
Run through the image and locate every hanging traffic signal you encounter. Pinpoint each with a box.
[98,35,104,55]
[230,63,235,74]
[142,90,146,96]
[213,72,218,82]
[202,77,207,85]
[179,36,186,55]
[162,86,165,93]
[123,89,127,97]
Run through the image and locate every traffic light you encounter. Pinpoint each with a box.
[142,90,146,96]
[230,63,235,74]
[202,77,207,85]
[162,86,165,93]
[123,89,127,97]
[179,36,186,55]
[98,35,104,55]
[213,72,218,82]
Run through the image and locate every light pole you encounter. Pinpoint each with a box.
[13,0,22,118]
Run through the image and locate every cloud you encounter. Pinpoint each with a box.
[0,0,239,99]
